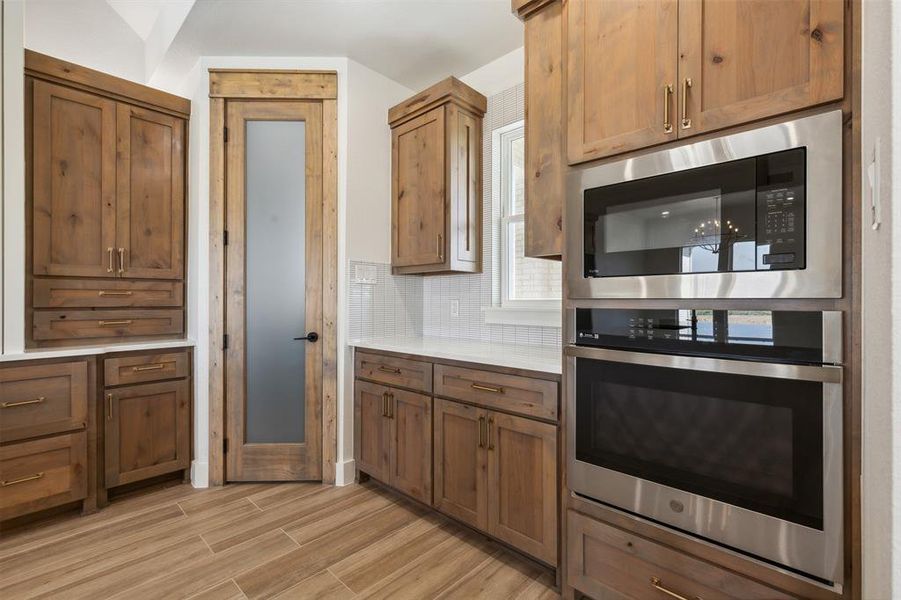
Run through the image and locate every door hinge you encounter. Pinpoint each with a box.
[224,126,229,143]
[223,438,229,454]
[223,229,229,246]
[223,334,229,350]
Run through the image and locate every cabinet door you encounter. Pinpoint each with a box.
[388,389,432,504]
[567,0,678,163]
[447,105,480,270]
[392,107,447,268]
[32,80,117,278]
[487,411,557,565]
[678,0,844,136]
[354,380,390,482]
[116,104,185,279]
[104,380,190,488]
[524,0,565,258]
[433,398,488,530]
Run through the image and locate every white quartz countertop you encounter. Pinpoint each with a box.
[0,339,195,363]
[349,337,562,376]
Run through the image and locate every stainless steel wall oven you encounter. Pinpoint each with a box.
[565,308,843,585]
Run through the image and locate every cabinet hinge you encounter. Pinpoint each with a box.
[223,229,229,246]
[224,126,229,143]
[223,334,229,350]
[223,438,229,454]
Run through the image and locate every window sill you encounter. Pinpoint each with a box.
[482,306,562,328]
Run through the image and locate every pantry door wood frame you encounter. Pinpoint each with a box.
[208,69,338,485]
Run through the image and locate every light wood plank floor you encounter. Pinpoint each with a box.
[0,481,560,599]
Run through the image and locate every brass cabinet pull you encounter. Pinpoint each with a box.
[98,290,133,297]
[663,84,674,133]
[378,366,401,374]
[680,78,693,130]
[107,247,114,273]
[478,416,486,448]
[1,472,44,487]
[117,248,126,273]
[471,383,504,394]
[98,320,133,327]
[133,363,166,372]
[487,417,495,450]
[387,393,395,419]
[2,396,45,408]
[437,234,444,260]
[651,577,700,600]
[107,393,113,420]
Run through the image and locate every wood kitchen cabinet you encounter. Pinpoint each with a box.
[433,398,488,530]
[518,0,845,165]
[389,77,486,274]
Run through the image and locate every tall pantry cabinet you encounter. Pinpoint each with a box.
[26,51,188,347]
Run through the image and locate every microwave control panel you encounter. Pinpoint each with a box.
[755,149,806,271]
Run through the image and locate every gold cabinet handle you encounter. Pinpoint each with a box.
[117,248,126,273]
[2,396,45,408]
[378,366,401,374]
[98,320,133,327]
[107,247,114,273]
[132,363,166,372]
[680,78,693,130]
[381,392,388,417]
[387,393,394,419]
[98,290,133,297]
[471,383,504,394]
[437,234,444,261]
[663,84,674,133]
[651,577,700,600]
[107,393,113,420]
[478,416,486,448]
[487,417,495,450]
[1,472,44,487]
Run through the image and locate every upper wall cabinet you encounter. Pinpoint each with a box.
[389,77,486,275]
[560,0,844,164]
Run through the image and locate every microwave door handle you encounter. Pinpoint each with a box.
[564,345,842,384]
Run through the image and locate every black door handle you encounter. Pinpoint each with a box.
[294,332,319,343]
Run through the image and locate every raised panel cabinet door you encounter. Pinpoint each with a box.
[116,104,185,279]
[387,388,432,504]
[354,380,390,482]
[32,79,117,278]
[487,411,557,565]
[433,398,488,531]
[678,0,844,136]
[391,107,447,268]
[566,0,679,163]
[104,379,190,488]
[524,0,565,258]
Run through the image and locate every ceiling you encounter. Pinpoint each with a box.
[25,0,524,92]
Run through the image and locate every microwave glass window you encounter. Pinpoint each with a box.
[575,358,824,529]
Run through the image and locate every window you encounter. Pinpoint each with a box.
[487,121,561,326]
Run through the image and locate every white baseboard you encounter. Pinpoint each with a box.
[191,460,209,488]
[335,458,356,486]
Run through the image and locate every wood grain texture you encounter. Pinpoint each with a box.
[434,363,559,422]
[32,279,184,308]
[103,351,189,386]
[207,97,226,487]
[447,105,482,272]
[0,360,88,443]
[354,380,391,483]
[387,388,432,504]
[209,70,338,99]
[433,398,488,531]
[354,351,433,393]
[32,309,184,341]
[321,98,339,484]
[388,76,487,127]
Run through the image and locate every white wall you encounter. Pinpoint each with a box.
[861,1,901,598]
[460,46,524,98]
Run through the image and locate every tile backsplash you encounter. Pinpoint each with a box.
[348,83,561,349]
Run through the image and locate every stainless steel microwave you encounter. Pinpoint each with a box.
[566,111,843,299]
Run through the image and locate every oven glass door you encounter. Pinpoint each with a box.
[575,356,824,529]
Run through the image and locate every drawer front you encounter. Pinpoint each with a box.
[0,361,88,442]
[33,279,184,308]
[566,511,793,600]
[0,432,87,521]
[355,351,433,393]
[105,352,190,386]
[434,364,557,421]
[33,310,184,341]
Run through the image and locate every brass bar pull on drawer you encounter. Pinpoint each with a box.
[680,78,693,130]
[2,396,45,408]
[98,320,133,327]
[663,84,674,133]
[378,366,401,374]
[650,577,699,600]
[98,290,133,297]
[2,472,44,487]
[133,364,166,372]
[471,383,504,394]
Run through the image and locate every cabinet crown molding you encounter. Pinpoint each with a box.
[388,76,486,127]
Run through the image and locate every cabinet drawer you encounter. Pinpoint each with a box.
[355,352,433,393]
[33,310,184,341]
[33,279,184,308]
[566,511,793,600]
[0,361,88,442]
[105,352,189,386]
[0,432,87,521]
[434,364,557,421]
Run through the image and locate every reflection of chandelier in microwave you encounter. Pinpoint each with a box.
[691,220,744,253]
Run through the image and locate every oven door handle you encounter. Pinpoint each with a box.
[564,345,842,384]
